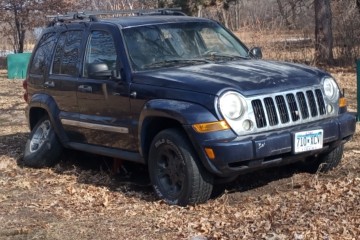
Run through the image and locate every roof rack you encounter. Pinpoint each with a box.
[46,8,185,26]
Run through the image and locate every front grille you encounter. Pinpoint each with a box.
[252,89,326,128]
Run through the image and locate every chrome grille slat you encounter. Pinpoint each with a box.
[252,88,326,129]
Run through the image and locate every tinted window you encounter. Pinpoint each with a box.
[123,22,249,71]
[29,32,56,75]
[52,33,66,74]
[52,30,82,76]
[84,31,117,78]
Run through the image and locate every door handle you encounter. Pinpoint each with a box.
[78,85,92,93]
[130,91,137,98]
[44,81,55,88]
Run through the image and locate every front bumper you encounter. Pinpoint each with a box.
[187,112,356,177]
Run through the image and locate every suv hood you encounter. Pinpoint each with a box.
[132,60,327,96]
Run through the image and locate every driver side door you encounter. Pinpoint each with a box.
[73,25,135,150]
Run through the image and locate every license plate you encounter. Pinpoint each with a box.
[294,129,323,153]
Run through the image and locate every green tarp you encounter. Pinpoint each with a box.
[7,53,32,79]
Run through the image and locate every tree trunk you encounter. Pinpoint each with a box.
[276,0,292,29]
[314,0,334,64]
[18,30,25,53]
[235,0,239,30]
[197,5,202,17]
[221,8,229,28]
[14,9,25,53]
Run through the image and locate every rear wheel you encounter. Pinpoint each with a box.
[21,116,62,168]
[148,128,213,206]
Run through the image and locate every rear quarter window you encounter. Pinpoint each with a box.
[29,32,57,75]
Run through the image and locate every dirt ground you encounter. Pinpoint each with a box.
[0,67,359,240]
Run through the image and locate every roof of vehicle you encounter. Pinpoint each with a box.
[46,9,213,28]
[101,15,212,28]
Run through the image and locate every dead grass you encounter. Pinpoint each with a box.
[236,29,360,66]
[0,60,359,239]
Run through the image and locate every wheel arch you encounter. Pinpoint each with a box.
[138,99,219,164]
[140,116,184,163]
[27,93,68,143]
[28,107,49,130]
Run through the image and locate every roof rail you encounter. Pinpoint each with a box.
[46,12,98,26]
[46,8,185,26]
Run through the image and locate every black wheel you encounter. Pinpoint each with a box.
[148,128,213,206]
[316,144,344,173]
[21,116,63,168]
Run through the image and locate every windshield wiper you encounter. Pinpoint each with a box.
[203,53,249,61]
[144,59,211,68]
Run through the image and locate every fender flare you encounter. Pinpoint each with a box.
[27,93,69,144]
[138,99,219,127]
[138,99,227,175]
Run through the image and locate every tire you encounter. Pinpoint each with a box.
[21,116,63,168]
[317,144,344,173]
[148,128,213,206]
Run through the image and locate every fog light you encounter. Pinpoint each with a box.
[327,104,333,113]
[242,119,253,131]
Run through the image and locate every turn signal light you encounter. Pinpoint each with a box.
[205,148,215,160]
[192,120,229,133]
[339,97,347,108]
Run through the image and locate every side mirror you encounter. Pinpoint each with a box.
[249,47,263,59]
[88,63,112,79]
[111,69,122,81]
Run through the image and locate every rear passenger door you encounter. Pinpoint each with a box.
[74,24,134,150]
[47,28,85,139]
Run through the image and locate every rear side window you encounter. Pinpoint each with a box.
[29,32,57,75]
[52,30,83,76]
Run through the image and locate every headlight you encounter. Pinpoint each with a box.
[323,77,339,102]
[219,91,246,120]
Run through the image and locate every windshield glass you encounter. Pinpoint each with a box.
[123,21,249,71]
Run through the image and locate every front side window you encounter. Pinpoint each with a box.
[83,30,117,78]
[52,30,82,76]
[30,32,57,75]
[123,21,249,71]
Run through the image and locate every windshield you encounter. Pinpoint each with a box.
[123,21,249,71]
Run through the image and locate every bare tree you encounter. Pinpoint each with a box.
[0,0,72,53]
[72,0,153,11]
[314,0,333,64]
[276,0,293,29]
[275,0,313,30]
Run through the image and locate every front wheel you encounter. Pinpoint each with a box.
[148,128,213,206]
[21,116,63,168]
[316,144,344,173]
